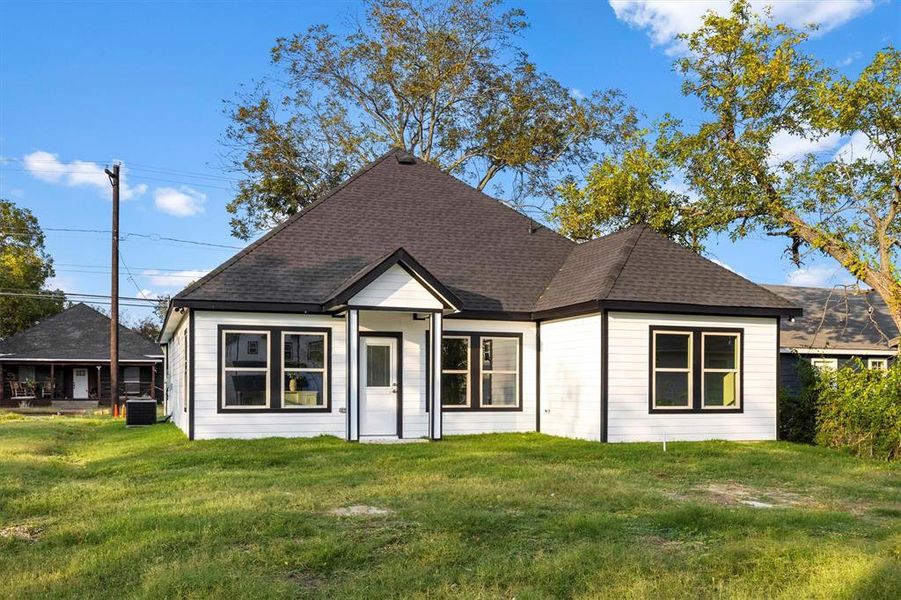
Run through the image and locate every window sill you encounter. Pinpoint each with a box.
[218,406,333,414]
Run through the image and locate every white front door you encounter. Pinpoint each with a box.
[73,368,89,399]
[359,336,398,437]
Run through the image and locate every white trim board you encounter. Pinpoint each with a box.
[780,347,895,356]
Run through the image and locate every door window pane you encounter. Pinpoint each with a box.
[366,345,391,387]
[655,333,690,368]
[441,373,468,405]
[223,372,267,406]
[481,373,517,407]
[284,334,325,369]
[224,333,268,368]
[283,372,325,407]
[654,372,690,407]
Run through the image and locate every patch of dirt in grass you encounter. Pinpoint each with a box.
[700,483,812,509]
[330,505,393,517]
[0,524,42,542]
[288,571,325,590]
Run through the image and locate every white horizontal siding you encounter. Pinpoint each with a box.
[192,311,346,440]
[538,314,601,441]
[167,312,189,436]
[350,264,443,310]
[442,319,537,435]
[606,312,777,443]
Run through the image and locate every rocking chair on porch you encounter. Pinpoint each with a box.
[10,381,36,402]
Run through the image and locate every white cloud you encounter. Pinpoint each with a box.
[834,131,887,162]
[153,186,206,217]
[609,1,875,52]
[570,88,586,100]
[22,151,147,200]
[837,50,862,66]
[141,269,209,288]
[785,264,855,287]
[768,130,842,165]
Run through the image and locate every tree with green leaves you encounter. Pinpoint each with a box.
[0,199,65,339]
[223,0,635,239]
[131,296,170,341]
[553,0,901,333]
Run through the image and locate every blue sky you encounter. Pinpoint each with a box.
[0,0,897,322]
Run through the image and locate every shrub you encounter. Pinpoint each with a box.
[815,359,901,461]
[778,357,819,444]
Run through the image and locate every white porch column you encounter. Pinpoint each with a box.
[346,309,360,441]
[429,311,443,440]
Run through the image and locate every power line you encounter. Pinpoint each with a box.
[0,288,160,303]
[55,262,211,272]
[0,167,236,192]
[0,291,157,309]
[1,227,243,250]
[119,250,153,301]
[3,156,241,182]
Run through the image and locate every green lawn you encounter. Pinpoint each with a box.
[0,415,898,599]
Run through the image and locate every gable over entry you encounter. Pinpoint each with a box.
[325,248,462,314]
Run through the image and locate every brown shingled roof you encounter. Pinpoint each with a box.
[174,150,798,318]
[763,284,899,351]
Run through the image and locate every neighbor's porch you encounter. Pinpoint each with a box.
[0,361,162,408]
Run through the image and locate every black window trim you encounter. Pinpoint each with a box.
[426,330,524,412]
[217,324,332,414]
[648,325,744,414]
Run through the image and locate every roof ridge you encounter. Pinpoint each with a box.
[598,224,647,300]
[176,148,403,300]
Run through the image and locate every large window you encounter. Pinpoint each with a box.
[649,327,743,413]
[441,336,470,407]
[652,331,692,409]
[282,332,327,408]
[436,332,521,410]
[219,325,331,412]
[222,330,269,408]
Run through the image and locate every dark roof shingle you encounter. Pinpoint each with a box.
[0,303,162,361]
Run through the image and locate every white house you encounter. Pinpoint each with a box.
[159,150,799,442]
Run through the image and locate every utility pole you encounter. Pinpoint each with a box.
[105,164,120,417]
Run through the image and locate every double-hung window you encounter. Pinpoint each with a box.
[652,331,693,409]
[437,332,521,410]
[702,333,740,409]
[480,337,519,408]
[282,332,328,408]
[222,330,270,408]
[650,327,743,413]
[441,336,470,407]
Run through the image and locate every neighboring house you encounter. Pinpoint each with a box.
[0,303,164,408]
[159,150,799,443]
[763,284,899,395]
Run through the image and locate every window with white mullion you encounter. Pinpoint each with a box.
[701,332,741,409]
[652,331,693,409]
[441,336,470,407]
[221,330,270,408]
[480,336,519,408]
[282,331,328,408]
